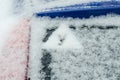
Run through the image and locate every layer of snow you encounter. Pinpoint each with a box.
[0,0,13,19]
[0,0,29,80]
[43,24,83,50]
[0,0,19,52]
[25,0,111,13]
[0,19,29,80]
[29,15,120,80]
[0,0,26,52]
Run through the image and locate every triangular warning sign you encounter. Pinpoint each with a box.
[43,24,83,50]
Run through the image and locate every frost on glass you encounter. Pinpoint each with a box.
[29,15,120,80]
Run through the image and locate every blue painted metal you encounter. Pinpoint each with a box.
[35,0,120,18]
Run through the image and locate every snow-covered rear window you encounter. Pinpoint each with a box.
[29,15,120,80]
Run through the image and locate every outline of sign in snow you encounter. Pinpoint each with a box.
[42,24,83,51]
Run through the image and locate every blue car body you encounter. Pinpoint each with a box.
[35,0,120,18]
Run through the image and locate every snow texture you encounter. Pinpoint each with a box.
[26,0,112,13]
[0,19,29,80]
[1,0,120,80]
[42,24,83,49]
[0,0,30,80]
[0,0,13,50]
[29,15,120,80]
[0,0,24,52]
